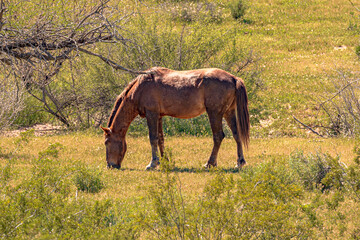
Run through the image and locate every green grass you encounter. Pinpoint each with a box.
[2,0,360,238]
[0,132,359,238]
[0,132,356,198]
[242,0,360,135]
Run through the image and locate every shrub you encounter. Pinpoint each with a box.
[0,141,139,239]
[229,0,247,20]
[168,2,224,23]
[142,158,312,239]
[74,165,104,193]
[289,151,344,191]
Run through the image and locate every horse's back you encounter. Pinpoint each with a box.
[135,68,237,118]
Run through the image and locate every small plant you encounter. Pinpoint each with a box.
[229,0,247,20]
[289,151,343,191]
[38,142,64,159]
[74,166,104,193]
[159,148,176,172]
[356,45,360,59]
[143,160,312,239]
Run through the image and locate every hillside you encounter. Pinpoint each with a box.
[241,0,360,135]
[1,0,360,135]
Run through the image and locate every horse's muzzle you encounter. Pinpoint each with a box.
[107,163,121,169]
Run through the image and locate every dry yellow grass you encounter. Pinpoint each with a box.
[0,132,356,201]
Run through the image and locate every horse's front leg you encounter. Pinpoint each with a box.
[158,117,165,157]
[145,110,161,170]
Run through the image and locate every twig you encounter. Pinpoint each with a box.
[293,115,324,137]
[0,0,5,32]
[349,0,360,12]
[318,79,360,108]
[77,47,150,74]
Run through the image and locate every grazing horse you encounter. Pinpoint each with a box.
[101,67,249,170]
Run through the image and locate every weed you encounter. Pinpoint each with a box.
[229,0,247,20]
[73,165,104,193]
[356,45,360,59]
[159,148,176,172]
[143,155,312,239]
[289,151,339,191]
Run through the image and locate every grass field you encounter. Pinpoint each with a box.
[1,132,359,238]
[231,0,360,135]
[0,132,356,197]
[2,0,360,238]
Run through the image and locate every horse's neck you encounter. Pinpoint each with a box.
[110,99,138,136]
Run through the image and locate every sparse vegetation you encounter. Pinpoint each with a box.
[229,0,247,20]
[1,0,360,238]
[0,134,359,239]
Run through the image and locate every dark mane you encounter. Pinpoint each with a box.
[107,77,140,127]
[107,67,170,127]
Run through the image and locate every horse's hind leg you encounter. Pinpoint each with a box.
[204,111,225,168]
[145,110,161,170]
[225,110,246,168]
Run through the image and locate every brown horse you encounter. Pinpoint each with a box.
[101,67,249,170]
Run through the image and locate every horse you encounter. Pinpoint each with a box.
[101,67,250,170]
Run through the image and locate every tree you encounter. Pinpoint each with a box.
[0,0,144,128]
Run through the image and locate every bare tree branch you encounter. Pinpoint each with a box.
[0,0,5,32]
[78,47,150,74]
[293,115,325,137]
[0,0,147,128]
[319,78,360,108]
[349,0,360,12]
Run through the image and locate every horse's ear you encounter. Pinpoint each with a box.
[100,126,111,135]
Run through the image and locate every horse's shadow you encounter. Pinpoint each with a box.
[121,166,241,173]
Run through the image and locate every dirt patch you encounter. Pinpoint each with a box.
[1,124,65,137]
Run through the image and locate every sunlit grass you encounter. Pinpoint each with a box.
[1,132,356,199]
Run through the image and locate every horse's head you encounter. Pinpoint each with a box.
[101,126,127,169]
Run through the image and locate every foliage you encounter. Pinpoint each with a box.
[289,150,360,199]
[167,1,224,23]
[2,134,360,239]
[289,151,339,191]
[142,157,312,239]
[0,0,136,128]
[74,164,104,193]
[229,0,247,20]
[356,45,360,58]
[0,136,137,239]
[0,75,24,131]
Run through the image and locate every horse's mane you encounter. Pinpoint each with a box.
[107,67,170,127]
[107,77,140,127]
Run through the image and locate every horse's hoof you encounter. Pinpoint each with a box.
[145,163,156,171]
[236,158,246,169]
[204,162,217,169]
[145,161,159,170]
[145,165,155,171]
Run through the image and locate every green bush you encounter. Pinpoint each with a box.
[143,159,312,239]
[0,141,139,239]
[289,151,343,191]
[357,45,360,59]
[229,0,247,20]
[74,165,104,193]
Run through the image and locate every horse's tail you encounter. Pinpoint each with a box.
[107,78,139,127]
[235,78,250,148]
